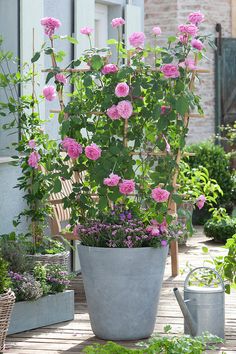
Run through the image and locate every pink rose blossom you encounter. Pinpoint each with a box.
[61,138,82,159]
[28,151,40,169]
[196,195,206,210]
[73,225,79,237]
[179,34,189,44]
[28,140,36,149]
[101,64,118,75]
[111,17,125,28]
[160,219,167,233]
[107,105,121,120]
[161,105,170,114]
[161,240,168,247]
[55,73,67,85]
[151,187,170,203]
[115,82,130,97]
[85,143,101,160]
[191,38,204,51]
[40,17,61,38]
[119,179,135,195]
[152,26,162,36]
[117,100,133,119]
[150,227,160,236]
[42,85,56,101]
[178,24,198,36]
[129,32,146,48]
[160,64,180,79]
[188,11,204,25]
[104,173,121,187]
[80,27,93,35]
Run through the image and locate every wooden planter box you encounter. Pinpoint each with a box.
[7,290,74,335]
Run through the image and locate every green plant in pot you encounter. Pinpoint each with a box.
[204,208,236,243]
[32,11,212,340]
[177,161,223,242]
[0,257,15,352]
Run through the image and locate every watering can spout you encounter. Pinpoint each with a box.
[173,288,197,337]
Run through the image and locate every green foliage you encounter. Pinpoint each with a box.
[185,141,234,210]
[83,331,223,354]
[178,161,223,205]
[0,257,11,294]
[204,208,236,243]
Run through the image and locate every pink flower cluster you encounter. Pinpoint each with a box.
[101,64,118,75]
[28,140,36,149]
[160,64,180,79]
[61,138,83,159]
[178,11,204,51]
[107,101,133,120]
[179,58,197,71]
[104,174,121,187]
[41,17,61,38]
[196,195,206,209]
[28,151,40,169]
[111,18,125,28]
[115,82,129,97]
[151,187,170,203]
[85,143,101,161]
[146,219,167,236]
[80,27,93,35]
[43,85,56,101]
[129,32,146,48]
[104,174,135,195]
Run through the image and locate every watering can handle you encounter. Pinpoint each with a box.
[184,266,225,290]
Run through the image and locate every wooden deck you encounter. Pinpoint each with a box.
[5,227,236,353]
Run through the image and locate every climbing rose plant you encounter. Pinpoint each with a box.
[34,12,210,247]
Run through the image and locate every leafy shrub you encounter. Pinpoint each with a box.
[9,272,43,301]
[185,141,234,217]
[0,257,11,294]
[83,331,222,354]
[204,208,236,243]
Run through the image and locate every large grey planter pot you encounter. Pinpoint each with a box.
[7,290,74,335]
[78,245,168,340]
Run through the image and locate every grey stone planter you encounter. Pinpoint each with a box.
[8,290,74,335]
[78,245,168,340]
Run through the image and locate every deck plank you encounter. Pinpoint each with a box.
[5,227,236,353]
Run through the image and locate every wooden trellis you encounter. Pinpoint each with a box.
[44,50,209,277]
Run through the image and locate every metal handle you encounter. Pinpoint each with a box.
[184,266,225,290]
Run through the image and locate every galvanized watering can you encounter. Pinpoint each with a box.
[174,267,225,338]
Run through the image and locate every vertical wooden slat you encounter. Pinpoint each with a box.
[232,0,236,37]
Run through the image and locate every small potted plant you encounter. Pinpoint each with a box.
[0,257,15,352]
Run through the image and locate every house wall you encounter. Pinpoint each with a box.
[144,0,232,143]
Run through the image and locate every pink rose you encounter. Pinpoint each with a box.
[119,180,135,195]
[196,195,206,210]
[40,17,61,38]
[101,64,118,75]
[42,85,56,101]
[151,187,170,203]
[61,138,82,159]
[107,105,121,120]
[188,11,204,25]
[85,143,101,160]
[115,82,130,98]
[191,38,204,51]
[152,26,162,36]
[129,32,146,48]
[55,73,67,85]
[28,140,36,149]
[179,34,189,44]
[178,24,198,36]
[111,17,125,28]
[160,219,167,233]
[117,100,133,119]
[80,27,93,35]
[160,64,180,79]
[28,151,40,169]
[104,173,121,187]
[161,240,168,247]
[161,105,170,114]
[73,225,79,237]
